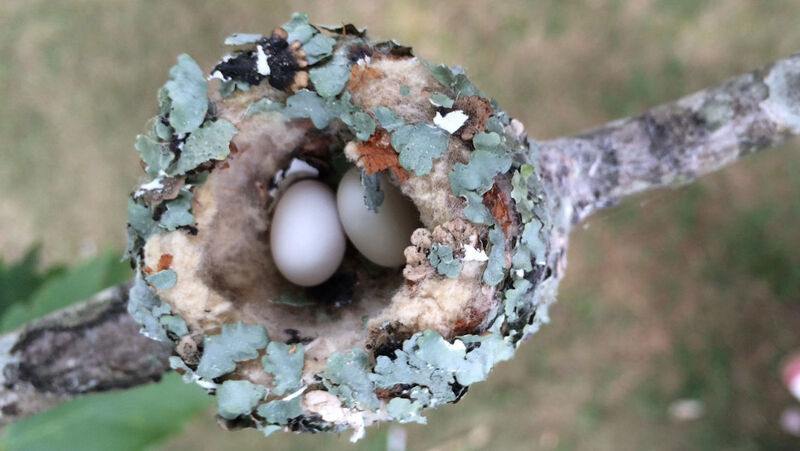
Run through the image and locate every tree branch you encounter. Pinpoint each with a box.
[0,281,172,427]
[539,53,800,224]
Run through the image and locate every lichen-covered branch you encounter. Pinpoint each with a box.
[0,282,172,428]
[539,53,800,224]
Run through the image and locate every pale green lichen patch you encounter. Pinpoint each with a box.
[483,227,506,286]
[196,321,269,380]
[428,244,462,278]
[371,106,405,131]
[164,54,209,134]
[262,342,305,395]
[387,398,427,424]
[360,171,384,213]
[224,33,264,46]
[309,54,351,98]
[429,93,454,108]
[146,269,177,291]
[322,349,380,410]
[256,397,303,425]
[244,98,283,118]
[173,119,239,175]
[217,380,268,420]
[390,123,449,175]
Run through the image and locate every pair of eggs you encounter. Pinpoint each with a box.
[269,167,419,287]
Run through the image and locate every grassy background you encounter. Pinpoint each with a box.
[1,0,800,449]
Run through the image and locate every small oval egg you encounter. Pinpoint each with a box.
[336,168,420,267]
[270,180,346,286]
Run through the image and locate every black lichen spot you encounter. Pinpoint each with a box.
[212,32,303,91]
[214,52,264,85]
[262,35,302,91]
[284,329,314,345]
[287,414,332,433]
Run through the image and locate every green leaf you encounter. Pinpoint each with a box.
[371,106,405,131]
[323,349,380,410]
[284,89,336,129]
[196,321,270,379]
[217,380,267,420]
[483,226,506,286]
[262,342,305,396]
[0,373,210,451]
[224,33,263,46]
[173,119,238,175]
[428,244,462,278]
[0,246,64,320]
[165,54,209,134]
[391,124,449,176]
[308,55,351,98]
[0,251,130,333]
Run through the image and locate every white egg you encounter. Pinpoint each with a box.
[270,180,346,286]
[336,168,420,267]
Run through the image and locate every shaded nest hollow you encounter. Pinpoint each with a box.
[126,13,562,440]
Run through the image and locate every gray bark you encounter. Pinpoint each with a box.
[540,53,800,224]
[0,282,172,427]
[3,52,800,426]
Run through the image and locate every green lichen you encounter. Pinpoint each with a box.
[309,54,351,98]
[164,54,209,134]
[322,349,380,410]
[224,33,263,46]
[357,172,383,213]
[428,244,462,279]
[257,397,303,425]
[483,227,507,286]
[262,342,305,396]
[173,119,239,175]
[196,321,270,379]
[145,269,177,291]
[371,106,405,131]
[217,380,268,420]
[390,123,449,176]
[244,98,283,118]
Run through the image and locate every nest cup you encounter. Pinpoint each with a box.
[126,13,561,439]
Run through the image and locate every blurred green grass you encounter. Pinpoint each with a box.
[1,1,800,450]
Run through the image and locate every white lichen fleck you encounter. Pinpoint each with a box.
[433,110,468,134]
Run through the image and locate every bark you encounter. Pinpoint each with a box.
[3,53,800,426]
[0,282,172,427]
[539,53,800,224]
